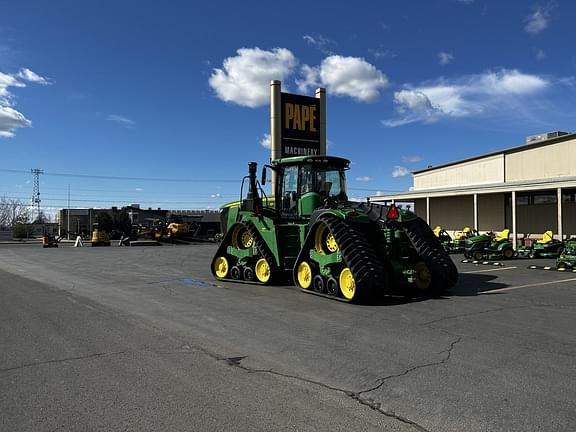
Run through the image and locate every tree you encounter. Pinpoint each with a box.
[0,196,31,229]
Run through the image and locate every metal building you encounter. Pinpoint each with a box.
[369,131,576,248]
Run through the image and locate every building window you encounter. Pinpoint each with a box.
[562,190,576,203]
[533,193,557,205]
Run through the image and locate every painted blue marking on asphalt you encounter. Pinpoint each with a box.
[176,278,214,287]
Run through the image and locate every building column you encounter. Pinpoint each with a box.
[511,191,517,250]
[426,197,430,225]
[557,188,563,240]
[473,193,478,231]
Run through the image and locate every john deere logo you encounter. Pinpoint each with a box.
[281,92,320,157]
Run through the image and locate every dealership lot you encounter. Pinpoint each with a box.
[1,243,575,432]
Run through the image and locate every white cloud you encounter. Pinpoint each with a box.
[259,133,271,149]
[438,51,454,65]
[303,34,336,55]
[383,69,550,126]
[525,10,547,34]
[107,114,135,127]
[211,193,222,198]
[392,166,411,177]
[0,68,49,138]
[0,106,31,138]
[401,155,422,163]
[297,55,388,102]
[368,48,396,60]
[209,47,297,108]
[355,176,373,182]
[17,68,50,85]
[536,49,546,61]
[135,188,143,192]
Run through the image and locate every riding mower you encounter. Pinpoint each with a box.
[433,226,452,252]
[556,238,576,269]
[464,228,516,260]
[518,230,564,259]
[448,226,474,254]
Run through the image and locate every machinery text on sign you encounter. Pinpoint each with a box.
[280,92,321,157]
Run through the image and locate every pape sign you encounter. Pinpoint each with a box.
[280,92,321,157]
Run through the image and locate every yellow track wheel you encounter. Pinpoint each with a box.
[297,261,313,289]
[413,262,431,290]
[339,267,356,300]
[213,256,229,278]
[255,258,271,284]
[315,224,338,255]
[232,225,253,249]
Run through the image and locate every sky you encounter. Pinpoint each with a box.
[1,0,576,217]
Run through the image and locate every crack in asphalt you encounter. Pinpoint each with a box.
[208,337,462,432]
[0,350,127,373]
[420,305,530,326]
[358,336,462,397]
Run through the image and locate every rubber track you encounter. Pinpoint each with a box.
[210,221,277,283]
[399,217,459,292]
[294,214,387,302]
[243,221,279,282]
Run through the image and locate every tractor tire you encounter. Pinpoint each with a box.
[400,217,459,293]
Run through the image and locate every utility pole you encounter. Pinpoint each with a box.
[67,184,71,240]
[31,168,43,222]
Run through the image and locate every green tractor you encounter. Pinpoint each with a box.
[211,156,458,302]
[517,230,564,259]
[557,238,576,270]
[464,229,515,260]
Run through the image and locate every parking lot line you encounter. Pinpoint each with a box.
[462,266,518,274]
[489,277,576,293]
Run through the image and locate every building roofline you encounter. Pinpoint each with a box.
[369,175,576,201]
[412,132,576,175]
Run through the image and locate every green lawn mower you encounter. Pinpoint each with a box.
[518,230,564,259]
[557,238,576,269]
[447,227,474,254]
[433,226,452,252]
[464,229,516,260]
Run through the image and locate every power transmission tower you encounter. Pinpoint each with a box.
[31,168,43,222]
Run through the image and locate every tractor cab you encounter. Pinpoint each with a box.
[270,156,350,219]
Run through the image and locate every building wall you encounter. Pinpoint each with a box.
[515,203,557,235]
[563,203,576,236]
[414,154,504,190]
[413,199,427,219]
[478,193,505,231]
[506,137,576,182]
[428,196,474,230]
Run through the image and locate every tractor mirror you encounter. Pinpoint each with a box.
[261,167,267,185]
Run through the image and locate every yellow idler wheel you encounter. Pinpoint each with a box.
[339,267,356,300]
[232,225,253,249]
[241,231,254,248]
[297,261,313,289]
[255,258,271,284]
[325,232,338,253]
[413,262,431,290]
[315,224,338,254]
[213,256,229,279]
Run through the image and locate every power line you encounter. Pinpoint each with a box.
[0,168,238,183]
[0,168,403,193]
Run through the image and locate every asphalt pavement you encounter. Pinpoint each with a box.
[0,243,575,431]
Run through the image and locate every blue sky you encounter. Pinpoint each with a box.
[1,0,575,215]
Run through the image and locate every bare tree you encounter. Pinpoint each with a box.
[0,196,31,229]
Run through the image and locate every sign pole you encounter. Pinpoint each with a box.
[270,80,281,162]
[315,87,326,155]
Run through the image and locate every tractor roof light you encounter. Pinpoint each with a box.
[386,204,399,221]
